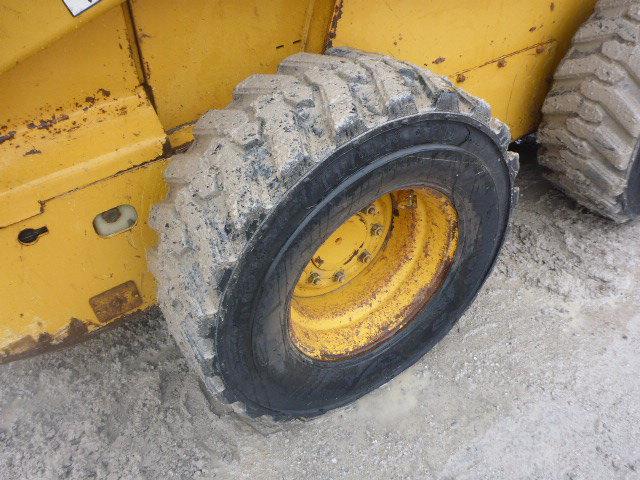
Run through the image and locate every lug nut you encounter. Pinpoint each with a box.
[358,250,372,263]
[308,272,321,285]
[370,223,383,236]
[366,205,377,215]
[333,270,346,283]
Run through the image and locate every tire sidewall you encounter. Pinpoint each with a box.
[215,113,512,417]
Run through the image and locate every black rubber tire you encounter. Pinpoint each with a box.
[538,0,640,222]
[150,48,518,422]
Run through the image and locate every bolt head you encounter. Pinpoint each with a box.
[308,272,321,285]
[358,251,372,263]
[371,223,383,236]
[366,205,377,215]
[333,270,346,283]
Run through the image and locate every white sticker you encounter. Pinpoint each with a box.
[63,0,102,17]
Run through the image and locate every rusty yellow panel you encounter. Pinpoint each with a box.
[0,5,141,131]
[454,42,559,139]
[330,0,597,137]
[0,159,168,360]
[0,6,165,227]
[0,90,165,227]
[130,0,336,131]
[0,0,123,74]
[304,0,336,52]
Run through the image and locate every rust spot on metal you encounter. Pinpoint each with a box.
[98,88,111,98]
[452,40,555,78]
[536,45,546,54]
[3,335,37,357]
[456,73,466,83]
[67,318,89,338]
[26,114,69,131]
[89,280,143,323]
[0,306,158,364]
[325,0,344,49]
[433,57,446,65]
[24,148,42,156]
[550,2,555,11]
[0,130,16,144]
[388,222,459,344]
[0,318,86,361]
[38,332,53,345]
[529,26,537,32]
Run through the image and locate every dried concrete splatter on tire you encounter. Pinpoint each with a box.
[1,161,640,479]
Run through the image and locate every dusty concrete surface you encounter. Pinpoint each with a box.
[2,159,640,480]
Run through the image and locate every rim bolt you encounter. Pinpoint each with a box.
[333,270,346,283]
[366,205,377,215]
[370,223,383,236]
[358,250,372,263]
[308,272,321,285]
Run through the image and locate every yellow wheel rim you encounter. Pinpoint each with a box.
[289,187,459,361]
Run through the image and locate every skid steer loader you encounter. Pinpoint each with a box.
[2,0,637,421]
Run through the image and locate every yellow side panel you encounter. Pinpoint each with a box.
[130,0,335,132]
[0,91,164,227]
[0,4,167,359]
[0,0,123,74]
[457,42,560,141]
[0,6,165,227]
[0,159,168,358]
[330,0,597,138]
[0,6,139,126]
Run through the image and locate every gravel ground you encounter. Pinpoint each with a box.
[1,157,640,480]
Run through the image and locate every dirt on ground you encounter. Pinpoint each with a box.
[1,158,639,480]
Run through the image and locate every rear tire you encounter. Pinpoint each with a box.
[150,48,518,421]
[539,0,640,222]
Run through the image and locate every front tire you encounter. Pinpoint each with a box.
[150,48,518,420]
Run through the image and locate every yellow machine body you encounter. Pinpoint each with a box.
[0,0,595,360]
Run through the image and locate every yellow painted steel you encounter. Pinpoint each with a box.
[0,6,165,227]
[290,188,458,360]
[130,0,336,145]
[0,159,168,357]
[329,0,597,139]
[0,0,124,74]
[0,0,599,360]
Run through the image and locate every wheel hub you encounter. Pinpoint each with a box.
[289,187,459,361]
[293,196,392,297]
